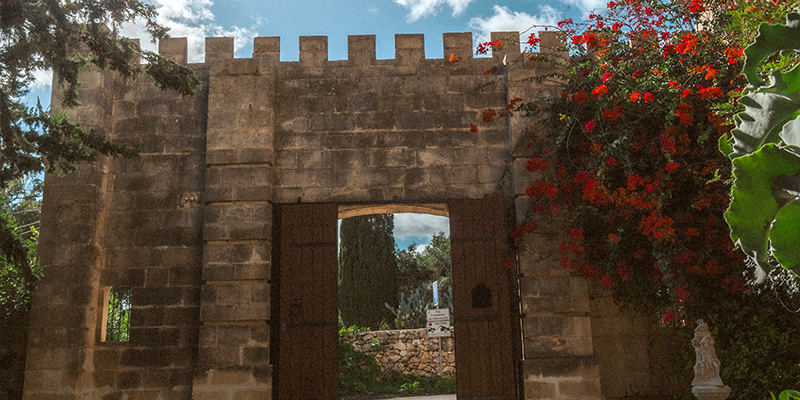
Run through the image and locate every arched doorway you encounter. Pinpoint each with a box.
[273,198,517,400]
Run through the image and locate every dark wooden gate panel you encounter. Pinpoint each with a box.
[277,203,339,400]
[449,198,516,400]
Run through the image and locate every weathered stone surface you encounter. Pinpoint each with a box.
[20,30,682,400]
[341,328,455,377]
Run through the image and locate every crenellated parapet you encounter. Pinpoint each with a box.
[151,31,567,66]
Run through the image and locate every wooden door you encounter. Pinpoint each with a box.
[276,203,339,400]
[449,198,517,400]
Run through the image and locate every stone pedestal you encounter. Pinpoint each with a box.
[693,385,732,400]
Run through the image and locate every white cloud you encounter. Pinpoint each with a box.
[29,68,53,91]
[394,0,475,22]
[119,0,257,63]
[393,213,450,241]
[562,0,606,15]
[469,5,560,47]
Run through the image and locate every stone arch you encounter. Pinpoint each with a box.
[337,203,449,219]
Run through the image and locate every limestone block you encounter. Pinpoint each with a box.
[348,35,376,65]
[159,37,188,64]
[253,36,280,61]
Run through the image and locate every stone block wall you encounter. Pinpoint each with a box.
[1,314,29,400]
[341,328,455,377]
[271,32,510,204]
[21,28,688,400]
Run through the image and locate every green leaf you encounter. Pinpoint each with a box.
[725,144,800,270]
[743,12,800,86]
[780,390,800,400]
[771,200,800,273]
[719,133,734,158]
[781,114,800,147]
[729,90,800,159]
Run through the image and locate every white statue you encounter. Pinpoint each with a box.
[691,320,731,400]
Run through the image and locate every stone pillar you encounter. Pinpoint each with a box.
[191,38,277,399]
[506,31,603,399]
[23,67,113,399]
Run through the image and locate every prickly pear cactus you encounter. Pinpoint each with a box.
[721,9,800,279]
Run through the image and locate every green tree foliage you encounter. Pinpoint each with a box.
[390,232,453,329]
[0,0,202,302]
[104,287,131,341]
[396,232,452,296]
[0,176,41,324]
[339,214,399,329]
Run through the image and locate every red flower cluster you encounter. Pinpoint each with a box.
[592,85,609,97]
[572,89,589,104]
[640,211,675,242]
[506,0,766,321]
[476,40,503,55]
[602,106,624,121]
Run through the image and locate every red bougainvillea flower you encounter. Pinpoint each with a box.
[665,162,680,173]
[526,157,549,172]
[527,33,541,49]
[676,32,698,54]
[699,86,724,99]
[612,21,623,30]
[703,66,717,80]
[606,158,619,167]
[608,233,619,242]
[470,123,478,133]
[663,310,681,324]
[668,81,680,90]
[602,72,613,83]
[584,120,596,132]
[723,47,744,65]
[600,274,616,288]
[630,92,642,102]
[569,228,584,240]
[602,106,624,121]
[476,40,503,55]
[572,89,589,104]
[640,211,675,242]
[682,88,694,98]
[644,92,655,103]
[660,132,676,154]
[592,84,609,97]
[557,18,573,29]
[676,103,694,126]
[632,69,643,79]
[687,0,705,12]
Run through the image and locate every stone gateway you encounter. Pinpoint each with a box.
[23,31,687,400]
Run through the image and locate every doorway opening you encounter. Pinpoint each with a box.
[336,204,456,399]
[273,199,518,400]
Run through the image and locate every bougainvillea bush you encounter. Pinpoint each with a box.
[483,0,800,397]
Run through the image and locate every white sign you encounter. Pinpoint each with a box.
[426,308,450,338]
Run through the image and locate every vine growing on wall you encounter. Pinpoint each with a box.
[469,0,800,397]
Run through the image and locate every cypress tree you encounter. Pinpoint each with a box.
[339,214,398,329]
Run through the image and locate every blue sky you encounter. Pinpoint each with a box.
[24,0,604,249]
[117,0,603,62]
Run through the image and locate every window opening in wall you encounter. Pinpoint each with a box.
[101,286,131,342]
[336,208,456,398]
